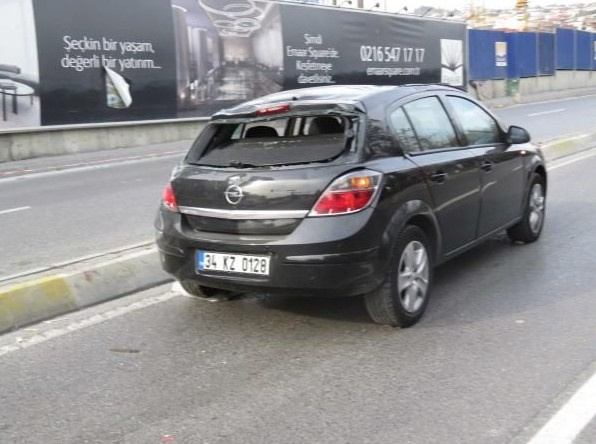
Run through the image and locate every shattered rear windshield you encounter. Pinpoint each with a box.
[188,115,355,168]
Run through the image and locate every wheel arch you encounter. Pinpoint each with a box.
[534,164,547,190]
[407,213,440,264]
[380,199,442,267]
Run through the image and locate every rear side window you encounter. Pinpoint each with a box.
[447,96,501,146]
[403,97,458,151]
[388,107,420,152]
[189,115,352,167]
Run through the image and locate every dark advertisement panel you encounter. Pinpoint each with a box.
[32,0,177,125]
[280,6,465,89]
[0,0,466,130]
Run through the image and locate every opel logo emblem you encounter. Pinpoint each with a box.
[224,185,243,205]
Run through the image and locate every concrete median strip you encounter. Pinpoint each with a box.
[0,245,171,334]
[540,132,596,163]
[1,131,596,336]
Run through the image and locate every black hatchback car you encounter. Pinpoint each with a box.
[155,84,546,327]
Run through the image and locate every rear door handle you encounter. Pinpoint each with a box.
[481,160,494,172]
[430,171,448,184]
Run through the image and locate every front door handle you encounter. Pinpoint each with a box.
[481,160,494,172]
[430,171,448,184]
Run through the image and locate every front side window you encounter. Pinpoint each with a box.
[403,97,459,151]
[447,96,501,146]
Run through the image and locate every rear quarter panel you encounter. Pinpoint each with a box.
[366,156,442,267]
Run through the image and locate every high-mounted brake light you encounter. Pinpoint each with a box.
[310,170,382,217]
[162,183,179,212]
[256,103,291,116]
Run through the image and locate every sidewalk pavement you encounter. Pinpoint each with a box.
[2,84,596,171]
[479,86,596,109]
[0,139,190,179]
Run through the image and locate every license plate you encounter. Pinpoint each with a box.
[197,251,271,276]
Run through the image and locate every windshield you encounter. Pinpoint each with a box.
[188,115,356,168]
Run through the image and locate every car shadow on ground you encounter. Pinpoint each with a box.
[253,293,371,325]
[419,232,555,328]
[231,233,529,327]
[184,226,572,331]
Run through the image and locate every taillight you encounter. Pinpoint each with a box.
[310,170,382,216]
[162,183,179,212]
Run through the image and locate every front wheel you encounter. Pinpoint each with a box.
[364,225,433,328]
[507,173,546,243]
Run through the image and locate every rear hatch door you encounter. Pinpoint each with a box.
[174,112,362,235]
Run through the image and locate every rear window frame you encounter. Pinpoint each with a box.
[186,112,361,168]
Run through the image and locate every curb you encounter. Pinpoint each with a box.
[540,132,596,163]
[0,246,171,334]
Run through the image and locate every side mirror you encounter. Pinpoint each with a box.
[507,126,531,145]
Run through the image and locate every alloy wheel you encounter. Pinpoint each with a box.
[397,240,429,314]
[528,183,545,234]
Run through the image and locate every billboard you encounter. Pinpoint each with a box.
[0,0,40,128]
[0,0,466,131]
[32,0,178,126]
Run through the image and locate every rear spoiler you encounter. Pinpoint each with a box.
[211,100,365,121]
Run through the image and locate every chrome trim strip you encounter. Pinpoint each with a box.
[179,206,308,220]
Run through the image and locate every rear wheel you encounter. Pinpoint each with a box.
[364,225,433,328]
[179,280,242,301]
[507,173,546,243]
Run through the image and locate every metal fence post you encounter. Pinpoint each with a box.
[574,29,578,72]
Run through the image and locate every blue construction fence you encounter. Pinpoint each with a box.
[469,28,596,80]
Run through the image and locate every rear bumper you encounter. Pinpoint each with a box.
[155,207,387,297]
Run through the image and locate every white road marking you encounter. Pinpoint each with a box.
[528,108,565,117]
[0,206,31,216]
[0,291,179,358]
[527,369,596,444]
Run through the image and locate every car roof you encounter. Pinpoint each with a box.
[214,84,466,118]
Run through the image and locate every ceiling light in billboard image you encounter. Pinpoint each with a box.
[198,0,265,37]
[172,0,283,115]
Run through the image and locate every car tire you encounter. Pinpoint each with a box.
[364,225,433,328]
[507,173,546,244]
[179,280,242,301]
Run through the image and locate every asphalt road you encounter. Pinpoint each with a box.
[1,149,595,443]
[0,154,181,278]
[494,93,596,142]
[1,94,596,279]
